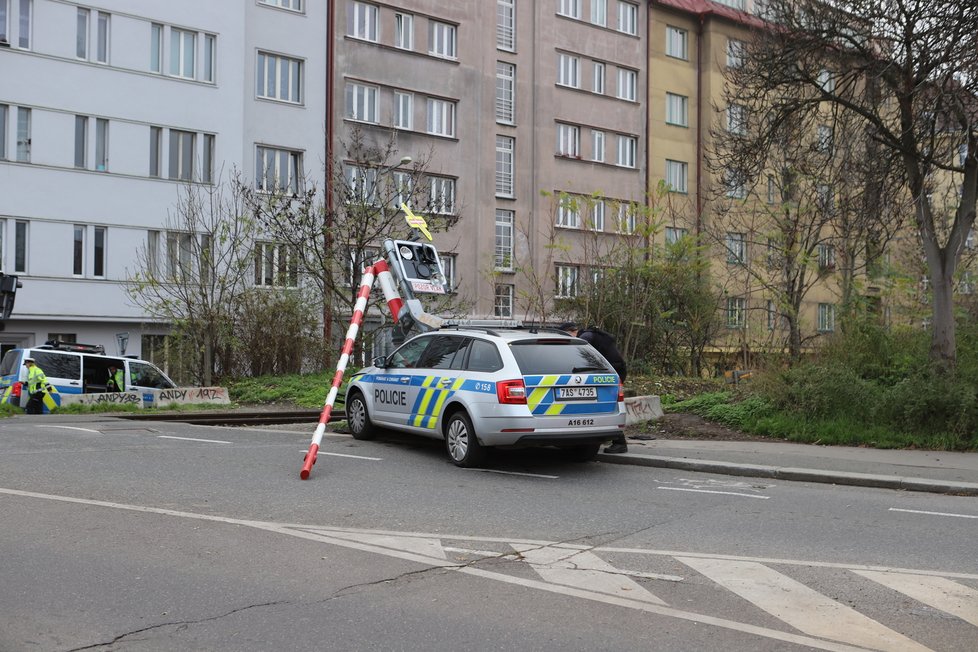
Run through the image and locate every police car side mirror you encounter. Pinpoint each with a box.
[372,355,388,368]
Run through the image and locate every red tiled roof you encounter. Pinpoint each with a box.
[651,0,766,28]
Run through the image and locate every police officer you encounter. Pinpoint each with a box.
[107,364,124,392]
[23,357,48,415]
[559,322,629,454]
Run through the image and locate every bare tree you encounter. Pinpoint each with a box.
[242,127,464,362]
[127,179,255,385]
[726,0,978,369]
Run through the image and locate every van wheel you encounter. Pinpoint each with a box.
[347,391,375,440]
[445,411,485,468]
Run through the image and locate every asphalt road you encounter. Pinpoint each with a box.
[1,415,976,651]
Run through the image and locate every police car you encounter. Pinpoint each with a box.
[345,326,626,466]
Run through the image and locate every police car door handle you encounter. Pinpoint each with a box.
[69,381,80,385]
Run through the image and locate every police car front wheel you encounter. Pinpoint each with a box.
[445,411,486,468]
[347,391,376,440]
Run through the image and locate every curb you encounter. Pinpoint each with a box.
[596,452,978,496]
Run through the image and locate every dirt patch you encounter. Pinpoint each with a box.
[626,412,782,442]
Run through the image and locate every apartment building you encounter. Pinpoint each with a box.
[334,0,647,321]
[0,0,327,359]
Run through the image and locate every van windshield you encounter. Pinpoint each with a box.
[0,351,19,377]
[509,340,614,376]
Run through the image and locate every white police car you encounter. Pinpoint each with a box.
[345,326,626,466]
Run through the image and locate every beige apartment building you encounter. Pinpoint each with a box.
[333,0,647,322]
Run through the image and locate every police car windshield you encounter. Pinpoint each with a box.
[509,340,614,375]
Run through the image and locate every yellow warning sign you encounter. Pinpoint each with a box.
[401,203,433,241]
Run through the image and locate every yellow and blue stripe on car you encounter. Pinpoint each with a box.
[523,374,619,416]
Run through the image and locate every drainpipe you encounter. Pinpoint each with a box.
[644,2,652,261]
[323,0,336,360]
[695,13,705,238]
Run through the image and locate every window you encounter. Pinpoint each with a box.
[0,104,6,159]
[394,92,413,129]
[557,123,580,157]
[616,135,636,168]
[150,23,162,73]
[557,54,581,88]
[767,300,777,331]
[497,0,515,51]
[959,271,975,295]
[426,98,456,137]
[394,12,413,49]
[345,82,379,123]
[592,0,606,26]
[429,21,457,59]
[726,232,746,264]
[617,1,638,35]
[149,126,162,177]
[202,34,215,82]
[555,264,579,298]
[817,303,835,332]
[429,176,456,214]
[725,168,747,199]
[73,225,85,276]
[496,135,515,196]
[74,115,88,168]
[170,28,195,78]
[494,284,513,318]
[665,226,688,244]
[146,230,161,277]
[727,38,745,68]
[666,92,688,126]
[0,0,7,44]
[557,53,580,88]
[168,130,194,181]
[727,104,747,135]
[666,26,687,59]
[93,226,105,277]
[556,196,579,228]
[16,106,29,162]
[391,170,412,208]
[76,8,89,59]
[256,146,302,194]
[617,68,637,101]
[257,52,302,103]
[665,159,687,192]
[557,0,581,19]
[440,253,457,292]
[95,12,109,63]
[767,176,776,203]
[495,209,514,270]
[818,243,836,270]
[166,231,193,280]
[593,61,605,94]
[591,200,605,231]
[496,61,515,123]
[16,0,29,49]
[260,0,303,10]
[202,134,214,183]
[726,297,746,329]
[95,118,108,171]
[592,130,605,162]
[15,220,27,273]
[818,69,835,92]
[349,1,378,41]
[817,184,834,213]
[817,124,833,153]
[255,242,299,287]
[345,165,377,205]
[617,202,636,234]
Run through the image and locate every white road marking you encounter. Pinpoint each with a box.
[658,486,770,499]
[37,425,102,433]
[677,557,933,652]
[889,507,978,519]
[462,468,559,479]
[157,435,231,444]
[855,570,978,628]
[442,546,685,582]
[322,531,447,559]
[0,487,968,652]
[297,449,381,461]
[513,544,667,605]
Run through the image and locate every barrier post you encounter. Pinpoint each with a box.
[300,266,376,479]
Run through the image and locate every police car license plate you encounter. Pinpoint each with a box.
[555,386,596,401]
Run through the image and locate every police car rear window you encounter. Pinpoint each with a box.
[509,340,614,376]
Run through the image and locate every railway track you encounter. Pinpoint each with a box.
[118,409,346,427]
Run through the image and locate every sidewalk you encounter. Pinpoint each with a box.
[598,437,978,496]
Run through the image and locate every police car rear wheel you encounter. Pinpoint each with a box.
[348,391,376,440]
[445,412,485,468]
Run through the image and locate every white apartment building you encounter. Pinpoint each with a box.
[0,0,327,359]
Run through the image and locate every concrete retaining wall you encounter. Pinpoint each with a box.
[59,387,230,409]
[624,395,663,426]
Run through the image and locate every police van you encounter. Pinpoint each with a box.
[0,341,176,410]
[345,325,626,466]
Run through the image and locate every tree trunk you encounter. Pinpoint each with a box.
[929,270,956,371]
